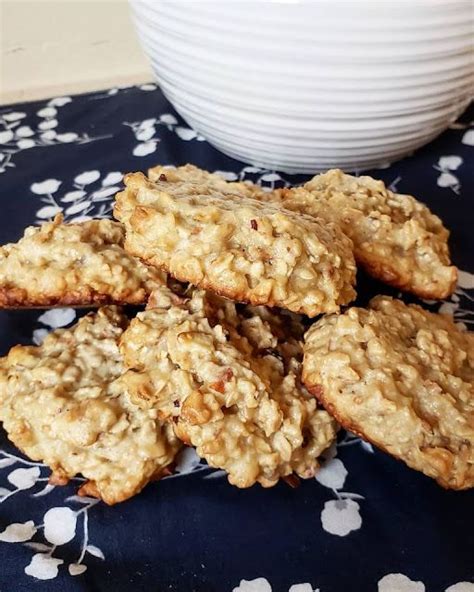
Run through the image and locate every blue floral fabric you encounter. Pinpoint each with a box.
[0,86,472,592]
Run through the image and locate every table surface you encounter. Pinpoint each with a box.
[0,86,473,592]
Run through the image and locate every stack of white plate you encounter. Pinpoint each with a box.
[130,0,474,173]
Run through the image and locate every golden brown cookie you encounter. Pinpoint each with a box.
[114,168,356,317]
[302,296,474,489]
[266,169,456,299]
[0,215,166,308]
[119,286,337,488]
[0,307,181,504]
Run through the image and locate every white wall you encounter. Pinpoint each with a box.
[0,0,153,104]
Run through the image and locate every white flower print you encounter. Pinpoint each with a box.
[0,446,105,580]
[0,98,109,174]
[230,577,472,592]
[233,578,273,592]
[32,308,76,345]
[25,553,64,580]
[139,83,158,91]
[30,169,123,224]
[461,129,474,146]
[378,574,425,592]
[0,452,103,580]
[125,112,205,157]
[314,435,368,537]
[38,308,76,329]
[315,458,347,490]
[91,83,158,101]
[214,165,290,191]
[433,155,463,194]
[43,507,77,545]
[320,498,362,537]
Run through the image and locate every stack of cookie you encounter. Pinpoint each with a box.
[0,165,471,504]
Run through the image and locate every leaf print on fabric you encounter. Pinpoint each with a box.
[458,270,474,290]
[0,457,16,468]
[0,449,102,580]
[30,169,123,224]
[461,129,474,146]
[68,563,88,576]
[175,126,198,141]
[0,98,109,174]
[31,179,62,195]
[8,467,41,491]
[24,542,51,552]
[125,112,204,157]
[86,544,105,560]
[3,112,27,122]
[133,141,158,157]
[0,521,37,543]
[74,170,101,185]
[101,172,123,186]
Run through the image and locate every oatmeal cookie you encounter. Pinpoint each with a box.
[119,286,337,488]
[0,307,181,504]
[266,169,456,299]
[114,169,356,316]
[302,296,474,489]
[0,215,166,307]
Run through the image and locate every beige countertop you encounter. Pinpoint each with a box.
[0,0,153,105]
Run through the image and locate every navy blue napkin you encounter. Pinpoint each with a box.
[0,86,472,592]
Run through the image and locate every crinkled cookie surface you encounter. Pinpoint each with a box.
[262,169,456,299]
[0,307,181,504]
[148,163,266,200]
[0,216,166,307]
[119,286,337,488]
[302,296,474,490]
[114,167,356,317]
